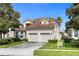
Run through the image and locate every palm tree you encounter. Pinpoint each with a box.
[57,16,62,26]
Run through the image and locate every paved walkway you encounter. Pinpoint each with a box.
[0,42,45,56]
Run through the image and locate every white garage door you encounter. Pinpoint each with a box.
[28,33,38,42]
[40,33,51,42]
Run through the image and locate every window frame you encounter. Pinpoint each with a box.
[74,30,78,37]
[29,33,38,35]
[68,30,72,37]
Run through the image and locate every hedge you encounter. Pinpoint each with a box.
[48,39,57,43]
[0,38,22,45]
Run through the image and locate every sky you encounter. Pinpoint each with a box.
[12,3,72,32]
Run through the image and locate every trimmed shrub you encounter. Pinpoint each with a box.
[71,39,79,47]
[61,36,65,40]
[0,39,10,45]
[64,38,73,43]
[10,38,21,42]
[5,38,14,42]
[48,39,57,43]
[0,38,21,45]
[73,43,79,47]
[22,38,28,42]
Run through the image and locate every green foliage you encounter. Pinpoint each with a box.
[57,16,62,26]
[34,50,79,56]
[71,39,79,47]
[0,42,22,48]
[64,38,73,43]
[48,39,57,43]
[39,42,79,50]
[0,39,10,45]
[65,3,79,19]
[10,38,21,42]
[73,43,79,47]
[0,3,20,34]
[22,38,28,42]
[39,43,57,49]
[57,16,62,22]
[0,38,21,45]
[61,36,65,40]
[65,3,79,29]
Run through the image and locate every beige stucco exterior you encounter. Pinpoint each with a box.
[0,18,61,42]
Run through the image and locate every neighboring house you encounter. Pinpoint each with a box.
[0,17,61,42]
[65,28,79,39]
[0,27,26,39]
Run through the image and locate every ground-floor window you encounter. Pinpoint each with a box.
[16,31,23,38]
[15,31,18,38]
[68,30,72,37]
[74,30,78,37]
[20,32,23,38]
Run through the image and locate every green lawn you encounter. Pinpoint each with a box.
[39,43,79,50]
[0,41,23,48]
[34,49,79,56]
[34,42,79,56]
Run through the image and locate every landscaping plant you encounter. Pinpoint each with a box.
[48,39,57,43]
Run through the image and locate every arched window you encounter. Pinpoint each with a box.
[41,20,49,24]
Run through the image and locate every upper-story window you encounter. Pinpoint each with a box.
[41,20,49,24]
[23,21,32,27]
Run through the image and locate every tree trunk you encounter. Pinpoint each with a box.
[2,33,5,39]
[0,33,2,39]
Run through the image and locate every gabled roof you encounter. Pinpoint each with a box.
[22,17,60,30]
[33,17,56,24]
[26,24,54,29]
[23,18,33,23]
[23,17,59,24]
[15,27,25,31]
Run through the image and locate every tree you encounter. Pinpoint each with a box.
[65,3,79,29]
[57,16,62,26]
[0,3,20,38]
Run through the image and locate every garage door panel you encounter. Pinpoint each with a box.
[40,33,51,42]
[28,33,38,42]
[28,32,51,42]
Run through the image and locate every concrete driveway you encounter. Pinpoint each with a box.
[0,42,45,56]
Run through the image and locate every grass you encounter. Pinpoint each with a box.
[39,43,79,50]
[34,42,79,56]
[0,41,23,48]
[34,50,79,56]
[39,43,57,49]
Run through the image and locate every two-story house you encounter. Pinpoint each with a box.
[1,17,61,42]
[22,17,61,42]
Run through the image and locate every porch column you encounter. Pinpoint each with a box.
[78,30,79,38]
[23,31,26,39]
[52,30,54,39]
[38,32,40,42]
[2,33,4,39]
